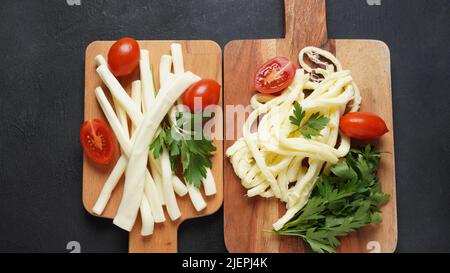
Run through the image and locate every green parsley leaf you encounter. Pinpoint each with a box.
[289,101,329,139]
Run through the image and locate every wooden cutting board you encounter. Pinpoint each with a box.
[224,0,397,253]
[82,40,223,253]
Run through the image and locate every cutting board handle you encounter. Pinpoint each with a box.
[129,221,179,253]
[284,0,328,47]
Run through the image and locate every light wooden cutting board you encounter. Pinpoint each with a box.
[224,0,397,253]
[83,40,223,253]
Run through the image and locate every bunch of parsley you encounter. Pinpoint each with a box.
[274,145,390,253]
[149,112,216,189]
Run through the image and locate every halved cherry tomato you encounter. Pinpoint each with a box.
[254,56,296,94]
[107,37,140,77]
[183,79,221,112]
[340,112,389,140]
[80,119,116,164]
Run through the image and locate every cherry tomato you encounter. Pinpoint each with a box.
[80,119,116,165]
[254,56,296,94]
[107,37,140,77]
[183,79,221,112]
[340,112,389,140]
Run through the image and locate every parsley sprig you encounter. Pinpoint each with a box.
[274,145,390,253]
[149,112,216,188]
[289,101,329,139]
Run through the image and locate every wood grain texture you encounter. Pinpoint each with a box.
[83,40,223,253]
[224,0,397,253]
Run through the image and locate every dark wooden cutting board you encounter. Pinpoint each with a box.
[224,0,397,253]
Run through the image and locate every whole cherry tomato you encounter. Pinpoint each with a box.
[340,112,389,140]
[107,37,140,77]
[183,79,221,112]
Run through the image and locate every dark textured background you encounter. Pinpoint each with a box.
[0,0,449,253]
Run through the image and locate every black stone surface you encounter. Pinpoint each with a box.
[0,0,449,253]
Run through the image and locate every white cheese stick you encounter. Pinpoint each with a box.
[140,50,156,112]
[95,55,107,66]
[187,184,207,212]
[131,80,142,112]
[144,171,165,223]
[171,43,184,104]
[114,72,200,231]
[171,43,184,76]
[202,168,217,196]
[159,55,173,88]
[172,175,188,197]
[140,195,154,236]
[92,155,127,215]
[161,148,181,220]
[148,156,165,205]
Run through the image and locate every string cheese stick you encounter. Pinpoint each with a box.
[140,50,156,112]
[114,72,200,231]
[171,43,185,104]
[172,176,188,196]
[95,55,107,66]
[202,168,216,196]
[161,148,181,220]
[171,43,184,76]
[144,172,165,223]
[140,195,154,236]
[131,80,142,110]
[130,80,155,236]
[187,184,207,211]
[148,156,165,205]
[92,155,127,215]
[159,55,173,88]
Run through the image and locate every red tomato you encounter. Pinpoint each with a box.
[254,57,296,94]
[340,112,389,140]
[183,79,221,112]
[107,37,140,77]
[80,119,116,164]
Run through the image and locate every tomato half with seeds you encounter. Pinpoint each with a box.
[340,112,389,140]
[80,119,116,164]
[107,37,140,77]
[254,56,296,94]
